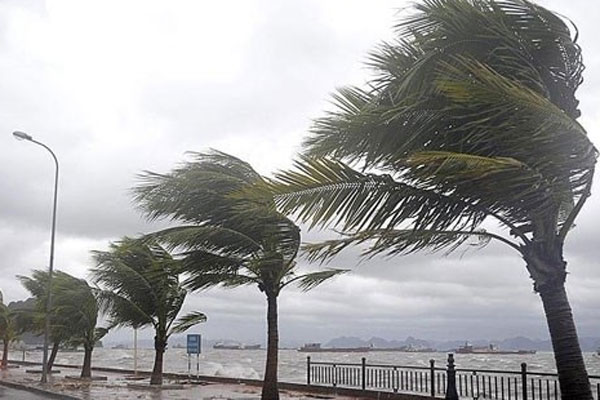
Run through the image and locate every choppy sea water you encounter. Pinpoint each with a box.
[19,348,600,382]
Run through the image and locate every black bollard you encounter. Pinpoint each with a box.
[445,353,459,400]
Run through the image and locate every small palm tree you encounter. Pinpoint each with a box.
[49,272,107,378]
[91,237,207,385]
[133,151,345,400]
[268,1,596,398]
[0,303,19,369]
[18,270,81,372]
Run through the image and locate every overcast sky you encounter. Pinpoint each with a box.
[0,0,598,346]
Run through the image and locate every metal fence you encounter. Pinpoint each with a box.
[306,355,600,399]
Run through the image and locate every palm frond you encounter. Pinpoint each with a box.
[402,151,559,217]
[302,228,502,263]
[183,272,258,292]
[133,150,266,225]
[170,312,207,335]
[45,272,101,348]
[283,269,348,292]
[145,225,262,256]
[95,290,154,330]
[94,327,109,342]
[92,237,194,336]
[270,156,486,233]
[435,57,594,170]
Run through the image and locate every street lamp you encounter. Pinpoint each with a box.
[13,131,59,384]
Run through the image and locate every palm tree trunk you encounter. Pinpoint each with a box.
[1,339,8,369]
[47,341,59,372]
[150,335,167,385]
[539,284,592,399]
[262,294,279,400]
[80,346,93,378]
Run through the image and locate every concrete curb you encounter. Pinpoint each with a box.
[0,379,82,400]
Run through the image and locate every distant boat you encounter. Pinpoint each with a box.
[298,343,370,353]
[375,345,436,353]
[456,342,535,355]
[111,344,128,350]
[213,342,261,350]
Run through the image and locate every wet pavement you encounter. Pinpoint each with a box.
[1,364,363,400]
[0,385,51,399]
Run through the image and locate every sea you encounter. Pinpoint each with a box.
[20,348,600,383]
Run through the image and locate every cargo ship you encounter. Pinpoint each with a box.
[456,343,536,355]
[370,344,436,353]
[298,343,370,353]
[298,343,435,353]
[213,342,261,350]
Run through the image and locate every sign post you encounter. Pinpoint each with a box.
[133,328,138,375]
[186,334,202,382]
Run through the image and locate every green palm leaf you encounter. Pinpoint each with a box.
[270,156,487,233]
[170,312,208,334]
[283,269,348,292]
[92,237,197,338]
[301,228,513,264]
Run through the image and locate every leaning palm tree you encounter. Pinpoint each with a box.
[18,270,81,372]
[49,271,108,378]
[91,237,207,385]
[0,302,19,369]
[268,1,596,399]
[133,151,345,400]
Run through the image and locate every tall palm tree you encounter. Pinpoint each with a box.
[18,270,81,372]
[133,151,345,400]
[267,1,596,399]
[0,302,19,369]
[91,237,207,385]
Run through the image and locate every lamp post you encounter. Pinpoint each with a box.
[13,131,59,384]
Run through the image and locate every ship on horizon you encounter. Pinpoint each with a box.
[298,343,370,353]
[456,342,536,355]
[213,342,261,350]
[298,343,435,353]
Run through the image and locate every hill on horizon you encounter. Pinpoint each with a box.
[323,335,600,352]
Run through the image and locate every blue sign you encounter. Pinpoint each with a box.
[187,334,202,354]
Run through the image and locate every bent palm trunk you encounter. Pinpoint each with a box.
[262,294,279,400]
[539,284,592,399]
[81,346,93,378]
[1,340,8,369]
[48,341,59,372]
[150,336,167,385]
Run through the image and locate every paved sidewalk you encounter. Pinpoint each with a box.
[1,365,362,400]
[0,385,51,400]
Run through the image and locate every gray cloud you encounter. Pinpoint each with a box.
[0,0,599,347]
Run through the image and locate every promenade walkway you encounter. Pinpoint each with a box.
[0,385,50,400]
[0,364,369,400]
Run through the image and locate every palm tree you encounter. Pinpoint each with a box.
[0,302,19,369]
[91,237,207,385]
[18,270,81,372]
[48,271,107,378]
[267,1,596,399]
[133,151,345,400]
